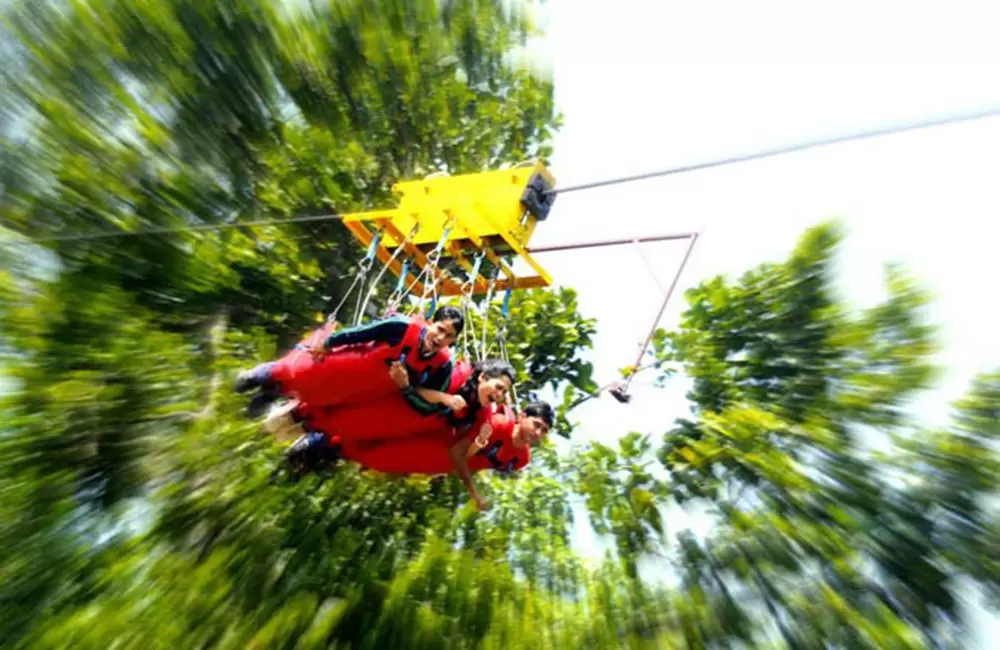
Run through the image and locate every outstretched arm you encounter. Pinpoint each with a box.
[320,315,410,350]
[414,387,466,411]
[448,437,487,511]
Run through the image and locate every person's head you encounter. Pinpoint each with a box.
[517,401,554,444]
[472,358,515,406]
[421,305,464,354]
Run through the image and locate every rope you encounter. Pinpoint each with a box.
[385,258,411,315]
[564,360,672,412]
[496,285,519,407]
[328,269,366,325]
[461,300,471,359]
[618,231,699,394]
[329,233,380,325]
[458,250,486,361]
[549,230,702,413]
[423,295,438,320]
[558,231,701,410]
[479,267,500,359]
[351,233,382,325]
[396,255,437,313]
[414,224,453,317]
[430,276,441,318]
[355,224,419,322]
[633,240,666,294]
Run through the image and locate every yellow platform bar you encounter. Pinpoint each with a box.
[340,162,557,297]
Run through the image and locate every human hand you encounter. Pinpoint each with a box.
[474,495,490,512]
[467,423,492,458]
[492,408,510,428]
[310,340,329,360]
[389,361,409,389]
[442,393,467,412]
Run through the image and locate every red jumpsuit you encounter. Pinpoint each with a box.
[297,361,474,443]
[269,315,451,408]
[336,404,531,476]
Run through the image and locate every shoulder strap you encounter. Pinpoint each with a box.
[399,317,423,348]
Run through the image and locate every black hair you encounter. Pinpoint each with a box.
[472,358,515,384]
[522,401,554,427]
[432,305,465,335]
[448,358,516,429]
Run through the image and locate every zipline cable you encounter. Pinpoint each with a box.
[7,104,1000,245]
[546,105,1000,196]
[18,213,345,243]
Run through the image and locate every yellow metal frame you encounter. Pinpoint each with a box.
[340,162,556,297]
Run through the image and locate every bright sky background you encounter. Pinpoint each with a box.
[518,0,1000,645]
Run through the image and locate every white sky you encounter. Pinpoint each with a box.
[519,0,1000,644]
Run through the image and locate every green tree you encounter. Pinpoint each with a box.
[0,1,586,647]
[652,221,997,648]
[3,1,998,647]
[572,433,667,578]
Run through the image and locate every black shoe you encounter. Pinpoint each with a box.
[309,443,343,474]
[285,432,329,473]
[247,383,282,418]
[321,440,343,464]
[234,371,259,394]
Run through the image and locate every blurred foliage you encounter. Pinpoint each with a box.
[0,1,997,649]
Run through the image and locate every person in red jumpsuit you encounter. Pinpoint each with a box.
[234,305,464,417]
[287,358,516,470]
[334,400,554,510]
[299,357,516,444]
